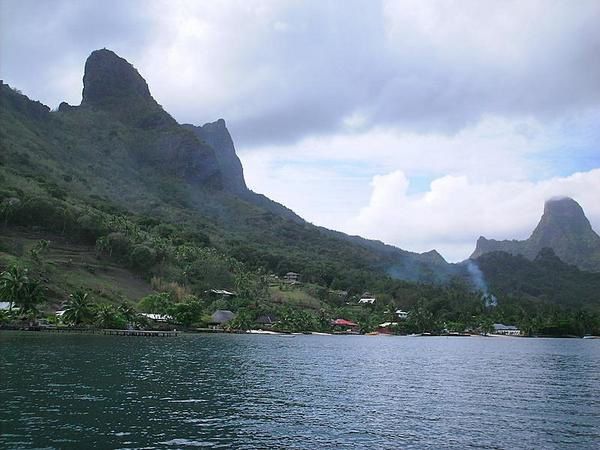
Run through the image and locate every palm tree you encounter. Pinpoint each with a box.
[62,291,94,325]
[118,303,137,324]
[1,197,20,228]
[95,304,119,329]
[18,278,44,315]
[0,265,29,312]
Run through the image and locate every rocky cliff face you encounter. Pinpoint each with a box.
[471,197,600,271]
[1,48,464,285]
[183,119,247,194]
[82,49,153,106]
[79,49,221,187]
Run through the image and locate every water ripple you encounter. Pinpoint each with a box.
[1,333,599,449]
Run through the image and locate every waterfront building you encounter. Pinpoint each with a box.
[493,323,521,336]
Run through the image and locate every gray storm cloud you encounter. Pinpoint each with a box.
[1,0,600,146]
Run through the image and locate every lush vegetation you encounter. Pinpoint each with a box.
[1,77,599,338]
[477,249,600,308]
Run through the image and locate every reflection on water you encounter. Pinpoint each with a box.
[1,333,599,449]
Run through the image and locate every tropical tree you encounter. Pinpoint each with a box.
[277,307,317,332]
[0,265,27,312]
[227,309,254,331]
[408,301,435,333]
[0,309,14,325]
[117,302,138,325]
[62,291,95,325]
[138,292,172,315]
[479,317,494,336]
[95,304,123,329]
[30,239,50,263]
[1,197,20,228]
[168,296,203,327]
[18,278,44,315]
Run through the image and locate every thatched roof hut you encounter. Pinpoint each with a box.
[210,310,236,325]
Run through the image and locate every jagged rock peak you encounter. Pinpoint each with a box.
[81,48,151,105]
[471,196,600,272]
[531,196,593,239]
[184,119,248,194]
[542,196,586,220]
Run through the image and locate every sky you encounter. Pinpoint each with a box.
[1,0,599,261]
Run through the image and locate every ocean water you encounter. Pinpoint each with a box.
[0,332,599,449]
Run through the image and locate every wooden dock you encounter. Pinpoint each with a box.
[0,327,179,337]
[102,329,178,337]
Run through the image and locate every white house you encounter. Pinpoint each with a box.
[395,310,409,320]
[206,289,236,297]
[493,323,521,336]
[358,292,376,304]
[283,272,300,283]
[0,301,12,311]
[139,313,172,322]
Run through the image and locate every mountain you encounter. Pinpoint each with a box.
[183,119,247,194]
[0,48,457,290]
[471,197,600,272]
[475,248,600,308]
[80,49,222,187]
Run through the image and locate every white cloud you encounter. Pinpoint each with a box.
[348,169,600,262]
[2,0,599,263]
[239,111,599,262]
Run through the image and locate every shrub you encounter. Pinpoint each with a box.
[130,244,157,271]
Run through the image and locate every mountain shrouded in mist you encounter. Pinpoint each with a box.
[472,197,600,272]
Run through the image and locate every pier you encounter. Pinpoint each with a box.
[0,327,178,337]
[102,329,178,337]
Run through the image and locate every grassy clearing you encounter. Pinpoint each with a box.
[0,228,152,309]
[269,285,323,311]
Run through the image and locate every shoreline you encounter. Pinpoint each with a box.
[1,327,597,339]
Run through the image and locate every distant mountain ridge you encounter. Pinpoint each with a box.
[472,197,600,272]
[0,48,455,284]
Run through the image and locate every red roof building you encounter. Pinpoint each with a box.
[332,318,357,327]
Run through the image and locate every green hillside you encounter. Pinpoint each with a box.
[1,49,599,335]
[476,249,600,308]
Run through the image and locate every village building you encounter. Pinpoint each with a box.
[0,301,12,311]
[395,310,409,320]
[331,318,359,334]
[377,322,399,334]
[255,315,278,329]
[139,313,172,323]
[205,289,236,299]
[493,323,521,336]
[358,292,376,304]
[283,272,300,283]
[209,310,236,329]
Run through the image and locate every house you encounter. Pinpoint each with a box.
[255,315,278,329]
[493,323,521,336]
[205,289,236,298]
[139,313,172,323]
[377,322,399,334]
[209,310,236,329]
[395,310,409,320]
[283,272,300,283]
[358,292,376,304]
[0,301,12,311]
[331,318,359,334]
